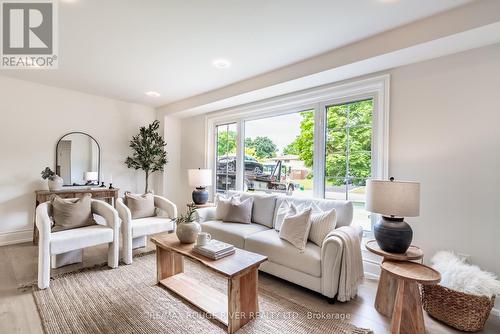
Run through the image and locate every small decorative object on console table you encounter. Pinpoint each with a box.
[382,261,440,334]
[41,167,63,191]
[366,240,423,317]
[188,168,212,205]
[175,203,201,243]
[366,177,420,254]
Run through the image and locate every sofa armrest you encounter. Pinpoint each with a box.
[154,195,177,219]
[321,224,364,299]
[116,197,132,230]
[320,233,344,298]
[91,200,120,232]
[196,207,216,223]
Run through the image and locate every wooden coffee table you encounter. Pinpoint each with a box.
[151,233,268,333]
[382,261,441,334]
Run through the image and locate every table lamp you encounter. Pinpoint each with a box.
[188,168,212,205]
[365,177,420,254]
[84,171,98,185]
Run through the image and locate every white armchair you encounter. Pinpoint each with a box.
[36,199,120,289]
[116,195,177,264]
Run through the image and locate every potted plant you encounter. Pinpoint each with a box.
[175,203,201,243]
[125,120,168,193]
[41,167,63,191]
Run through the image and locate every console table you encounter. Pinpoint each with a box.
[33,188,119,244]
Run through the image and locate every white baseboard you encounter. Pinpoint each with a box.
[0,228,33,246]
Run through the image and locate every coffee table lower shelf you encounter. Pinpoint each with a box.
[159,273,229,326]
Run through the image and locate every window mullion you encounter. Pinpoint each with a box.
[313,102,325,198]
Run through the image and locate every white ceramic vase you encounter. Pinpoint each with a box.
[48,175,63,191]
[176,221,201,244]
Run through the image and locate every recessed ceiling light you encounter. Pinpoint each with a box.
[145,91,160,97]
[212,58,231,69]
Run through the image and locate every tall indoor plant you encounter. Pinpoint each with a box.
[125,120,168,193]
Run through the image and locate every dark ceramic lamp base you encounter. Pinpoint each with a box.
[373,216,413,254]
[192,187,208,205]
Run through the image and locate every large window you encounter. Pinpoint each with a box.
[325,99,373,230]
[207,76,389,231]
[243,110,314,197]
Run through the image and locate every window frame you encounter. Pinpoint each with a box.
[206,75,390,229]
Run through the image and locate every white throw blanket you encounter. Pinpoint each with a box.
[330,226,364,302]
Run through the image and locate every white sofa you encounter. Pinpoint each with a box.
[36,199,120,289]
[196,191,362,302]
[116,195,177,264]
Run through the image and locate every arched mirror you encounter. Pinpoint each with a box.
[56,132,100,186]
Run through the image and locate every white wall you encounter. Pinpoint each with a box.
[172,43,500,278]
[0,76,156,245]
[390,43,500,277]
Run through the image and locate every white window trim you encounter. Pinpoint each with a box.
[205,74,390,207]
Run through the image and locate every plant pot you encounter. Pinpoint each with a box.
[175,221,201,244]
[48,175,63,191]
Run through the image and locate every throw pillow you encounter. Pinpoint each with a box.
[274,200,298,231]
[224,197,254,224]
[215,193,239,220]
[279,207,312,251]
[124,192,156,219]
[50,194,95,232]
[308,205,337,246]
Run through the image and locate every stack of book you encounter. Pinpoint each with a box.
[193,240,235,260]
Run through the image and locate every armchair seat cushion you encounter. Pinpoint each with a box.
[245,229,322,277]
[131,217,174,238]
[200,220,269,249]
[50,225,113,255]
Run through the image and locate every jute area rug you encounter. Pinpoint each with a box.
[32,253,372,334]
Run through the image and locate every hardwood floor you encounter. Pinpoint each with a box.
[0,239,499,334]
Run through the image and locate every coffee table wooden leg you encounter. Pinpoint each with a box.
[156,246,184,282]
[375,266,398,317]
[227,267,258,334]
[391,279,425,334]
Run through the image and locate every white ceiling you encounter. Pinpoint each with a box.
[0,0,473,107]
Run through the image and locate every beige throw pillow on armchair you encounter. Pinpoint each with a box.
[50,194,96,232]
[124,192,156,219]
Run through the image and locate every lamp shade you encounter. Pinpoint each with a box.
[365,179,420,217]
[188,169,212,187]
[84,171,98,182]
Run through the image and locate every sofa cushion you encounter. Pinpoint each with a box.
[131,217,174,238]
[228,191,277,228]
[50,225,113,255]
[245,229,321,277]
[200,220,269,249]
[274,196,353,228]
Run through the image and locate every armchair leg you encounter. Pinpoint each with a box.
[108,240,119,269]
[38,243,50,290]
